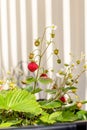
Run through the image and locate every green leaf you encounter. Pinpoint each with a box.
[40,113,56,124]
[24,86,42,94]
[0,122,14,128]
[45,89,56,94]
[41,100,61,109]
[57,111,78,122]
[0,95,5,109]
[26,77,36,84]
[24,86,33,92]
[0,120,21,128]
[62,86,77,92]
[81,100,87,104]
[40,111,62,124]
[38,100,48,106]
[0,89,42,115]
[32,88,42,94]
[49,111,62,121]
[39,77,53,84]
[76,110,87,120]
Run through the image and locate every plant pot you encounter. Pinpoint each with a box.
[1,121,87,130]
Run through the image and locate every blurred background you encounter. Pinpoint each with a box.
[0,0,87,108]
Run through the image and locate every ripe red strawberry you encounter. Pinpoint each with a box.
[60,96,66,103]
[40,73,48,78]
[28,62,38,72]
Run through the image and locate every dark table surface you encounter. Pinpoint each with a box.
[1,121,87,130]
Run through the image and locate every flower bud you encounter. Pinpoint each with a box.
[68,73,73,78]
[83,64,87,69]
[57,59,61,64]
[64,64,69,67]
[52,83,57,89]
[34,40,40,46]
[76,102,82,109]
[51,25,57,30]
[72,89,77,93]
[65,81,71,85]
[58,70,65,75]
[71,64,75,67]
[76,60,80,64]
[0,80,4,85]
[54,49,59,55]
[29,53,34,59]
[44,69,48,73]
[71,79,74,82]
[50,33,55,38]
[75,80,78,84]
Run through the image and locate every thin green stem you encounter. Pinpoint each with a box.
[40,28,46,50]
[33,27,54,90]
[41,44,50,57]
[33,55,42,90]
[33,28,46,90]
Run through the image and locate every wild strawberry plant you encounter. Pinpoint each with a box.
[0,25,87,128]
[22,25,60,93]
[22,25,87,107]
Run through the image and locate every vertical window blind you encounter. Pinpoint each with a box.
[0,0,87,108]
